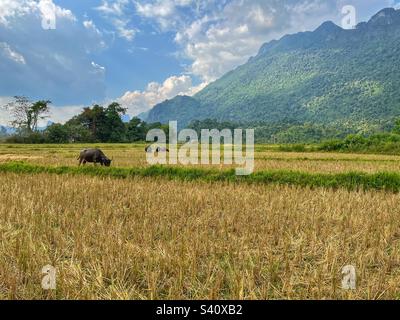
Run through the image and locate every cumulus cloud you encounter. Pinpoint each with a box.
[0,0,107,106]
[96,0,129,16]
[118,75,206,116]
[0,0,36,26]
[95,0,137,41]
[134,0,195,30]
[48,104,85,124]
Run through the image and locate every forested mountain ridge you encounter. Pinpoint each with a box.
[146,8,400,132]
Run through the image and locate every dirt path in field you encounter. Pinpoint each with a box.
[0,154,43,161]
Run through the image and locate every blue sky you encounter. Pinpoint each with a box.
[0,0,399,125]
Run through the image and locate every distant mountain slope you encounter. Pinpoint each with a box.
[0,125,15,135]
[146,95,200,125]
[146,8,400,128]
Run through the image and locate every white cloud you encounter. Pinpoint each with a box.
[83,20,101,35]
[112,17,137,41]
[0,0,107,105]
[95,0,137,41]
[0,0,76,26]
[38,0,76,22]
[118,75,206,116]
[0,42,26,64]
[0,0,35,26]
[136,1,175,18]
[134,0,196,30]
[48,105,84,124]
[91,61,106,74]
[96,0,129,16]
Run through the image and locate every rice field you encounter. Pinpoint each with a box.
[1,143,400,299]
[2,143,400,173]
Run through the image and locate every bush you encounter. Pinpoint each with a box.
[5,132,47,144]
[318,133,400,154]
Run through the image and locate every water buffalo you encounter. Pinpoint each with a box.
[77,148,112,167]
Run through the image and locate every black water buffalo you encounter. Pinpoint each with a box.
[77,148,112,167]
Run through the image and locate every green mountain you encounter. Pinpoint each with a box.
[146,8,400,133]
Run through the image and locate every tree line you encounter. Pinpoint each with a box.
[2,96,400,145]
[1,96,169,143]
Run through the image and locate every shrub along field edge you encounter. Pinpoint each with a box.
[1,161,400,192]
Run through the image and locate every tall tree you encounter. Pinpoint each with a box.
[73,105,107,141]
[65,103,127,142]
[104,102,127,142]
[2,96,51,132]
[30,100,51,132]
[393,118,400,135]
[126,117,146,141]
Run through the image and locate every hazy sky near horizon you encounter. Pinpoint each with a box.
[0,0,399,125]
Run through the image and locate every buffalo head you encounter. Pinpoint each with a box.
[102,158,112,167]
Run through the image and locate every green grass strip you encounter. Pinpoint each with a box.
[1,161,400,192]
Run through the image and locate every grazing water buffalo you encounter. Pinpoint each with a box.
[77,148,112,167]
